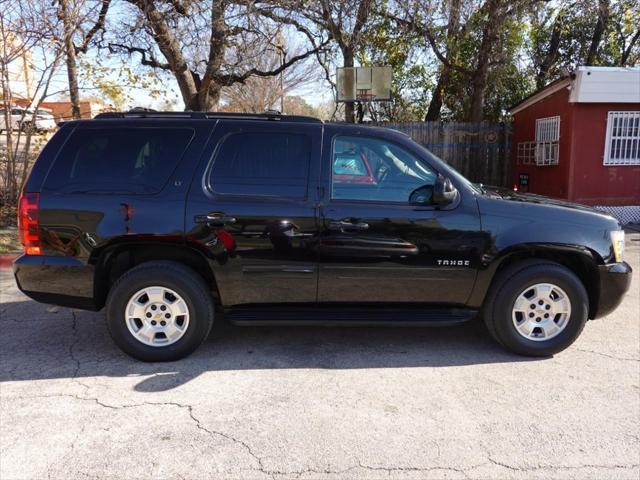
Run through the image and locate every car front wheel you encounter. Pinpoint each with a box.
[483,260,589,356]
[106,261,214,361]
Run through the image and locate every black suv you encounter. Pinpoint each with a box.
[14,112,632,361]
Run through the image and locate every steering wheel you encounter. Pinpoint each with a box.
[376,164,389,183]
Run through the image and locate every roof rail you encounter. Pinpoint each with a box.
[94,110,322,123]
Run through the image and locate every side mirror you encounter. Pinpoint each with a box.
[409,185,434,205]
[433,174,458,207]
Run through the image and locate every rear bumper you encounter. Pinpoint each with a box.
[593,261,632,319]
[13,255,99,310]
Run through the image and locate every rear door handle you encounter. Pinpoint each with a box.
[195,214,237,226]
[328,220,369,231]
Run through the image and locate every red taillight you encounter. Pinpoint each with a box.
[18,192,41,255]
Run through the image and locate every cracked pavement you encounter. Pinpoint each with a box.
[1,232,639,479]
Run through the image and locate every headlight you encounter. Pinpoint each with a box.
[610,230,625,262]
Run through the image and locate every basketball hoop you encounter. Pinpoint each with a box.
[356,90,376,102]
[336,66,392,103]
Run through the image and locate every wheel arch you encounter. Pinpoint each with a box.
[92,240,220,310]
[471,244,601,319]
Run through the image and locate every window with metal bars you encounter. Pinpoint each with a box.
[535,116,560,166]
[603,111,640,166]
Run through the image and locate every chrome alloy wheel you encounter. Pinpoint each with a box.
[511,283,571,342]
[125,286,190,347]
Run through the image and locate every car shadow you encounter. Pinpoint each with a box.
[0,299,542,392]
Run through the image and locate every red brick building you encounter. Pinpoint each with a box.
[510,66,640,210]
[13,98,111,122]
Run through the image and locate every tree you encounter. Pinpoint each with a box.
[1,1,65,202]
[528,0,640,91]
[312,0,373,122]
[108,0,326,111]
[251,0,375,122]
[353,2,429,122]
[585,0,610,65]
[57,0,111,119]
[425,0,461,121]
[389,0,530,122]
[220,40,318,113]
[530,3,574,89]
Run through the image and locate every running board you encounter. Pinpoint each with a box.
[225,305,477,327]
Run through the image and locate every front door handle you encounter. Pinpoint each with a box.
[195,214,237,226]
[328,220,369,231]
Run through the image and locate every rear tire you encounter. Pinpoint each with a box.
[20,121,35,134]
[483,260,588,356]
[106,261,214,361]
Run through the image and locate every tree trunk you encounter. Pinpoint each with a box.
[196,0,225,111]
[131,0,200,110]
[59,0,81,119]
[425,0,460,121]
[1,63,16,201]
[198,83,221,111]
[342,48,355,123]
[585,0,609,65]
[468,65,490,123]
[425,68,448,121]
[620,30,640,66]
[467,0,501,123]
[536,10,564,89]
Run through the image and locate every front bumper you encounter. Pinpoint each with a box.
[593,261,632,319]
[13,254,98,310]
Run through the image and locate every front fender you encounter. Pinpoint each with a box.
[467,203,612,311]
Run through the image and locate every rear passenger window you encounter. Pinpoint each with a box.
[208,132,310,198]
[44,127,194,194]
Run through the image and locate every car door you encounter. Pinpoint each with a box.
[186,120,321,306]
[316,125,484,305]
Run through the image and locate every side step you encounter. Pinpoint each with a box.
[225,305,477,327]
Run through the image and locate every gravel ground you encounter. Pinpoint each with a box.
[1,233,638,480]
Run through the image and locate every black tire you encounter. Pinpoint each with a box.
[482,260,589,356]
[20,121,35,134]
[106,261,214,361]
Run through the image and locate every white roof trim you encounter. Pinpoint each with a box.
[509,78,572,115]
[510,67,640,115]
[570,67,640,103]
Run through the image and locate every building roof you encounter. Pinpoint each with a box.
[509,66,640,115]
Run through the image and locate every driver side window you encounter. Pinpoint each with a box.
[331,135,436,203]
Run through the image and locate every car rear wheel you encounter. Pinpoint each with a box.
[483,260,588,356]
[106,261,214,361]
[20,121,35,134]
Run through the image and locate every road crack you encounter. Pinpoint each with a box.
[575,348,639,362]
[487,456,640,472]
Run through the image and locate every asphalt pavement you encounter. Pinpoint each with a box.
[1,233,639,479]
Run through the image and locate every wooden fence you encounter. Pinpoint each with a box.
[377,122,512,187]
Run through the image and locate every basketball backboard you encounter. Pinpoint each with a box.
[336,66,392,102]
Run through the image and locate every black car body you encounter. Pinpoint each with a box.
[13,112,632,361]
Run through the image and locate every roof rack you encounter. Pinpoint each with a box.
[94,110,322,123]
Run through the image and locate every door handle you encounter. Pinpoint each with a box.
[328,220,369,231]
[195,214,237,226]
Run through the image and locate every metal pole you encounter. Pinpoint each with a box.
[275,32,285,114]
[280,48,284,114]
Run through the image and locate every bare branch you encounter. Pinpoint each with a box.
[108,43,172,70]
[217,38,330,85]
[75,0,112,54]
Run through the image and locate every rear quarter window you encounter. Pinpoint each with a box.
[43,126,194,194]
